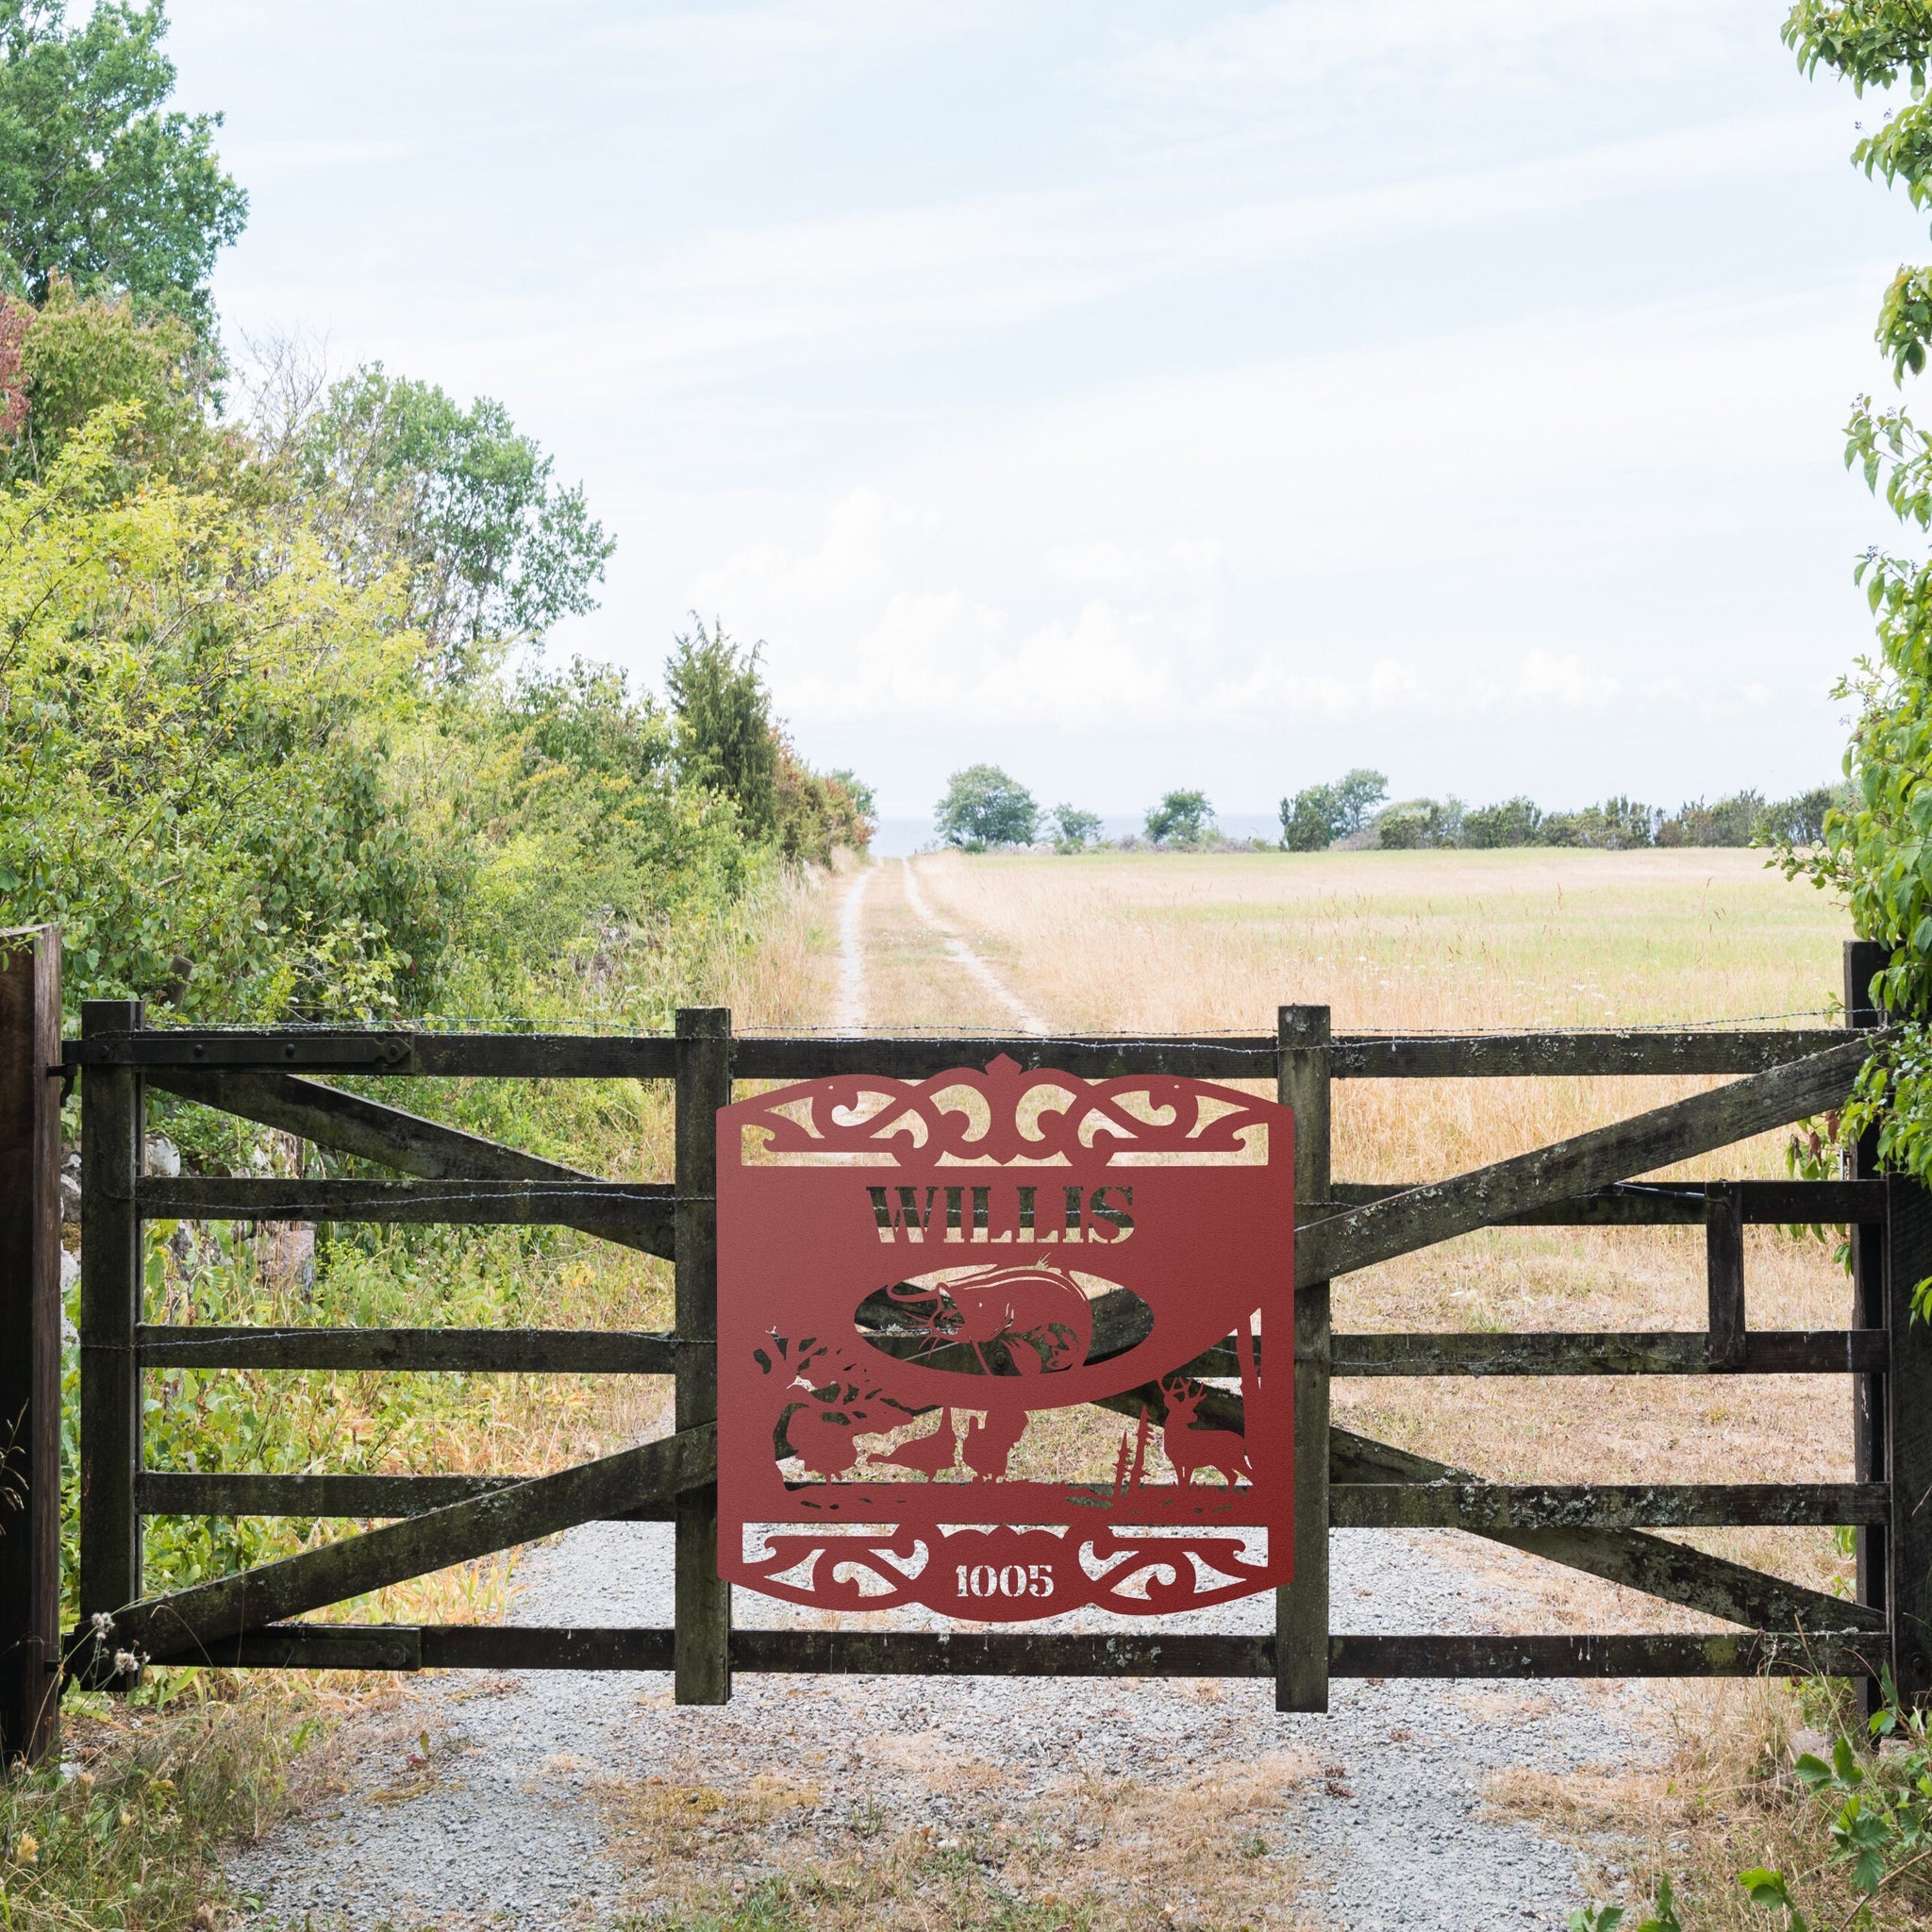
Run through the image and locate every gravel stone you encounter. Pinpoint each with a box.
[228,1524,1657,1928]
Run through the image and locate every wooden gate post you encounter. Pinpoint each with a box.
[78,999,144,1652]
[1277,1005,1330,1712]
[0,928,62,1764]
[1847,939,1890,1717]
[1886,1174,1932,1710]
[674,1008,731,1706]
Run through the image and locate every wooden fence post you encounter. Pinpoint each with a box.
[0,928,62,1764]
[674,1007,730,1706]
[1847,938,1890,1718]
[79,999,144,1656]
[1705,1182,1746,1371]
[1278,1005,1330,1712]
[1887,1174,1932,1710]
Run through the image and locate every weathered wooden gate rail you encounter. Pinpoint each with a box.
[1,926,1924,1767]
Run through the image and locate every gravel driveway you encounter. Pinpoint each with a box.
[228,1522,1656,1930]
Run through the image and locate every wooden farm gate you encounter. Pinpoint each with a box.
[2,922,1926,1767]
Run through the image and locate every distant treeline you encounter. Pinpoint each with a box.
[930,762,1842,856]
[1283,771,1843,853]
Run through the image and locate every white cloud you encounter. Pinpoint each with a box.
[1517,650,1619,710]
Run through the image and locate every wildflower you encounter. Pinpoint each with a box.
[15,1832,36,1863]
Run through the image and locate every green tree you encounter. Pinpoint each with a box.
[936,765,1038,849]
[1333,768,1389,835]
[302,363,613,675]
[1280,784,1340,851]
[1047,802,1103,853]
[665,621,778,838]
[1144,789,1213,847]
[0,2,247,334]
[1279,768,1387,850]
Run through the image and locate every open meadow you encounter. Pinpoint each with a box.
[889,845,1859,1586]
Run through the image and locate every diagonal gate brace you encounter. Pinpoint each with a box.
[150,1070,674,1259]
[1294,1034,1878,1288]
[77,1423,716,1672]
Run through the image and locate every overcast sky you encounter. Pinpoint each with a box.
[171,1,1929,821]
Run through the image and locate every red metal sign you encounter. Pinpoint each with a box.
[717,1057,1293,1622]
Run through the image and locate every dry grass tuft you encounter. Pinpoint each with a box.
[1487,1678,1932,1928]
[596,1751,1319,1930]
[0,1676,376,1930]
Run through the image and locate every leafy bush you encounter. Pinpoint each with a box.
[1376,797,1464,849]
[1464,796,1544,847]
[1046,803,1103,853]
[1144,789,1214,847]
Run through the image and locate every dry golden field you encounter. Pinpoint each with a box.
[855,846,1861,1604]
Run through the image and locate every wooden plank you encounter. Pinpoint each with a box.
[1325,1330,1889,1377]
[1295,1035,1879,1290]
[424,1625,674,1671]
[731,1036,1278,1081]
[1739,1179,1891,1224]
[0,927,62,1764]
[135,1324,684,1374]
[136,1177,676,1257]
[733,1628,1269,1676]
[1278,1004,1329,1715]
[71,1024,1857,1083]
[79,1424,717,1671]
[139,1472,515,1515]
[134,1470,679,1521]
[1329,1481,1889,1531]
[1329,1632,1878,1678]
[70,1029,414,1070]
[1887,1175,1932,1708]
[1327,1029,1854,1079]
[1706,1182,1747,1370]
[79,1000,144,1635]
[145,1624,424,1671]
[675,1008,730,1707]
[142,1623,1878,1680]
[69,1031,680,1079]
[1329,1424,1887,1636]
[148,1071,670,1258]
[1314,1179,1886,1226]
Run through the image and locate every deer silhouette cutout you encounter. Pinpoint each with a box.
[1160,1379,1252,1488]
